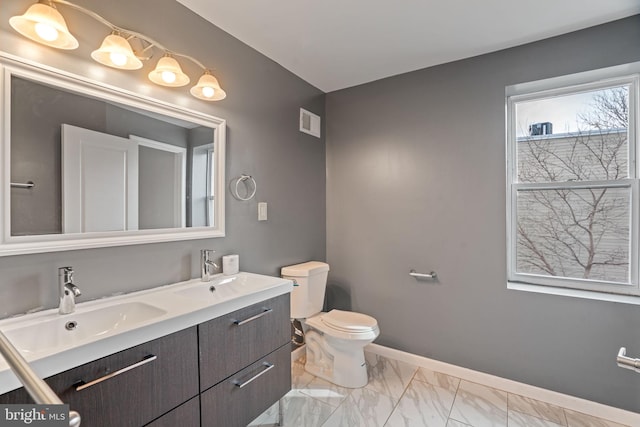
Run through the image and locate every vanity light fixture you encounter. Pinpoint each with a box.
[91,33,142,70]
[9,0,226,101]
[9,1,78,50]
[148,54,190,87]
[191,71,227,101]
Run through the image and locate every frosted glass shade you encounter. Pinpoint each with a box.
[9,2,79,50]
[148,55,190,87]
[190,72,226,101]
[91,34,142,70]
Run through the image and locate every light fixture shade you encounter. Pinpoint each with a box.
[190,72,226,101]
[148,55,190,87]
[91,34,142,70]
[9,2,79,50]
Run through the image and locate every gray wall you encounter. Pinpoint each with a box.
[325,16,640,412]
[0,0,325,315]
[138,146,179,230]
[10,77,106,235]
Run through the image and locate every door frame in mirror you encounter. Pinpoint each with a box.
[0,53,226,256]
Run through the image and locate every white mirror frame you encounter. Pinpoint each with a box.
[0,53,226,256]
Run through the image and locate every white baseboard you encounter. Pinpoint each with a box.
[365,343,640,426]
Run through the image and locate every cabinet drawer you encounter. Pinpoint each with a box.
[0,327,199,427]
[198,293,290,391]
[200,343,291,427]
[145,396,199,427]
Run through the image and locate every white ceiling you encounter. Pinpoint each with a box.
[177,0,640,93]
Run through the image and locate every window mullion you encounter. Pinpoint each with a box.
[515,179,634,192]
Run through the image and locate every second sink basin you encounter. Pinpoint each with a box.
[175,272,289,302]
[3,302,167,355]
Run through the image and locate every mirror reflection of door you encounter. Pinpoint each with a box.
[62,124,139,233]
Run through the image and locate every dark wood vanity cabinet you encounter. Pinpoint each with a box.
[146,397,200,427]
[201,344,291,427]
[199,294,291,427]
[199,293,291,391]
[0,292,292,427]
[0,327,199,427]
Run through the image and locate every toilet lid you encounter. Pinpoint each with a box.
[322,310,378,333]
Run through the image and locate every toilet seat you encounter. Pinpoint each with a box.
[306,310,379,340]
[322,310,378,332]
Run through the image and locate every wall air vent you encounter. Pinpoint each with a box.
[299,108,321,138]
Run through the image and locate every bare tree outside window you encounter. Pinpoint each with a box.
[515,86,631,283]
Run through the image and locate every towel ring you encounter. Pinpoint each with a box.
[233,174,257,201]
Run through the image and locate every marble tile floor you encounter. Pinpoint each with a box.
[249,352,630,427]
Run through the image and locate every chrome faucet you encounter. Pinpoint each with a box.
[201,250,219,282]
[58,266,81,315]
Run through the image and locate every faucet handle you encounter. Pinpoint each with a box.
[201,249,219,282]
[201,249,216,258]
[59,266,74,283]
[58,266,79,315]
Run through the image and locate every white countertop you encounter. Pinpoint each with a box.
[0,272,293,395]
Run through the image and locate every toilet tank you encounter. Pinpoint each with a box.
[281,261,330,319]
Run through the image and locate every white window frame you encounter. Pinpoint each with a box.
[506,62,640,300]
[206,147,215,227]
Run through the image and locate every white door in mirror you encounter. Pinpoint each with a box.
[62,124,139,233]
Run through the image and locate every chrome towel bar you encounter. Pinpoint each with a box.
[409,269,437,280]
[10,181,34,189]
[617,347,640,373]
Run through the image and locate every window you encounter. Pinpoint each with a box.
[506,64,640,298]
[207,147,216,227]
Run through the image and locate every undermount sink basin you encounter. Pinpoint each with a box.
[174,273,287,301]
[3,302,167,355]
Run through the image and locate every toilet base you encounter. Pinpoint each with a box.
[305,355,368,389]
[304,330,370,388]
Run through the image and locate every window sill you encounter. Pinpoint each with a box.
[507,281,640,306]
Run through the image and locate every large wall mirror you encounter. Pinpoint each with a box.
[0,56,226,256]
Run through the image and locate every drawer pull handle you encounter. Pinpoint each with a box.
[75,354,157,391]
[233,308,273,326]
[232,362,274,388]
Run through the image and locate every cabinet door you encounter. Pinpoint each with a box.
[0,327,199,427]
[145,396,199,427]
[199,293,290,391]
[200,344,291,427]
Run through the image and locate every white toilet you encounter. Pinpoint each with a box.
[281,261,379,388]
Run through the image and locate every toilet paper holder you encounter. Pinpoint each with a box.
[409,269,437,280]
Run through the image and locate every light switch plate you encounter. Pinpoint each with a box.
[258,202,268,221]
